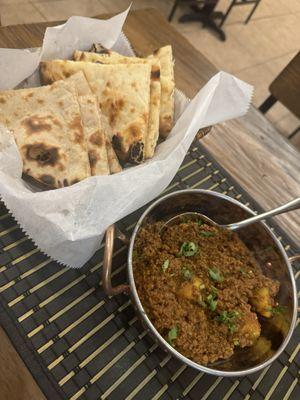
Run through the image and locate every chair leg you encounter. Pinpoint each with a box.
[219,0,236,28]
[168,0,179,22]
[245,0,261,24]
[259,95,277,114]
[288,126,300,140]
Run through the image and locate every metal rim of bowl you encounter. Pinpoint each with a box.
[127,189,298,377]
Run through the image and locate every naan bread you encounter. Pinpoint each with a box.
[65,73,110,176]
[101,114,122,174]
[73,48,161,159]
[149,45,175,137]
[146,60,161,158]
[0,80,90,188]
[40,60,151,163]
[66,70,92,96]
[73,48,146,65]
[78,95,109,176]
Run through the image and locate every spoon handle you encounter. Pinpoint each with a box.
[226,198,300,231]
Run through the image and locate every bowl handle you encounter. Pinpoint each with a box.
[102,224,130,296]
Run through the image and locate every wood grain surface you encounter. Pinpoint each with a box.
[0,326,45,400]
[270,51,300,119]
[0,8,299,400]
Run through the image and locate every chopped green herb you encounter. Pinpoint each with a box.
[268,305,286,315]
[216,310,239,333]
[162,259,170,273]
[167,326,178,345]
[182,267,193,281]
[200,231,214,237]
[207,292,218,312]
[208,268,224,282]
[197,219,203,226]
[178,242,198,257]
[233,339,240,346]
[211,285,218,294]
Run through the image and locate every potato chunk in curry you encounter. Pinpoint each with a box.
[250,287,273,318]
[234,310,261,347]
[177,276,204,301]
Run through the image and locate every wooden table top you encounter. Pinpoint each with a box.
[0,8,299,400]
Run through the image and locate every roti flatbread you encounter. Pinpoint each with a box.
[65,73,110,176]
[73,48,146,65]
[149,45,174,137]
[66,70,92,96]
[73,48,161,159]
[78,95,109,176]
[40,60,151,163]
[146,60,161,158]
[101,114,122,174]
[0,80,91,188]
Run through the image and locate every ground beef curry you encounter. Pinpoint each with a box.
[133,219,280,365]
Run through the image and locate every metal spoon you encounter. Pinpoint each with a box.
[161,198,300,232]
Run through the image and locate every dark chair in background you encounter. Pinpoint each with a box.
[259,52,300,140]
[168,0,261,40]
[219,0,262,27]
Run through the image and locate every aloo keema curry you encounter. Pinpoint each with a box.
[133,219,284,365]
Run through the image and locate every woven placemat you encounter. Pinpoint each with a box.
[0,140,299,400]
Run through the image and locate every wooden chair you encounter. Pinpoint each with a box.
[259,52,300,140]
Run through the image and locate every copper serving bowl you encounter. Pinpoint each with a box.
[102,189,298,377]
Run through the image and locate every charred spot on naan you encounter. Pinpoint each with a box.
[69,115,84,145]
[21,115,52,134]
[151,67,160,81]
[129,141,144,164]
[88,150,98,168]
[107,98,125,125]
[40,174,56,186]
[52,118,63,128]
[24,92,34,100]
[112,134,122,152]
[89,131,104,147]
[0,97,6,104]
[39,63,53,85]
[24,143,59,166]
[160,115,173,136]
[90,43,110,54]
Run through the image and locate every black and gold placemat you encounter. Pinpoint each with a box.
[0,140,299,400]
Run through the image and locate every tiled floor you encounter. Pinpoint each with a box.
[0,0,299,149]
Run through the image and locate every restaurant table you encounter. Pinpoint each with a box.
[0,8,299,400]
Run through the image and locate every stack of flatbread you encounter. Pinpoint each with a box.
[0,44,175,189]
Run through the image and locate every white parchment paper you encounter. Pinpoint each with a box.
[0,9,253,268]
